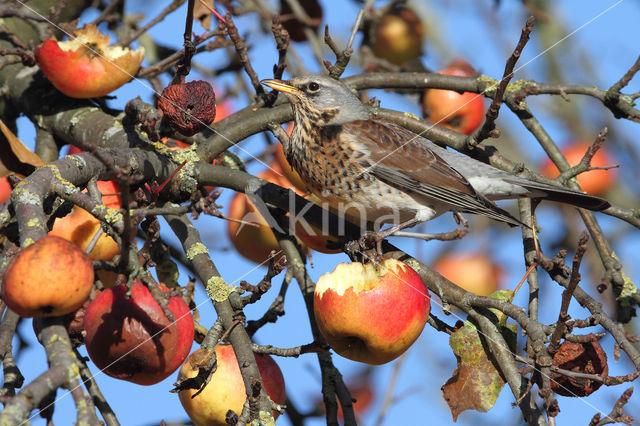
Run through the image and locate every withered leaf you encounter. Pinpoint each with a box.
[194,0,214,30]
[0,119,45,178]
[442,290,517,421]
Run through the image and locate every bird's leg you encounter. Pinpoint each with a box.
[360,217,422,258]
[453,212,469,229]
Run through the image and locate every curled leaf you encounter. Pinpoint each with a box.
[442,308,517,421]
[0,119,45,178]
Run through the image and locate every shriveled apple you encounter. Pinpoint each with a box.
[84,281,194,385]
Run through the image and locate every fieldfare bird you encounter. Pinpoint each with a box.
[261,76,610,234]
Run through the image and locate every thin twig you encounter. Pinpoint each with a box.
[469,15,535,146]
[118,0,186,47]
[548,231,589,354]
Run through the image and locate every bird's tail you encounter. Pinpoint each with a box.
[504,178,611,211]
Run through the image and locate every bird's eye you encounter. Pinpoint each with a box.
[308,82,320,92]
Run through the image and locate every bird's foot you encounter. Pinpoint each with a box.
[360,231,385,261]
[453,212,469,229]
[343,235,381,263]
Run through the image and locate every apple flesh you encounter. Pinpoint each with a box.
[178,345,286,425]
[2,236,94,317]
[35,24,144,98]
[422,59,484,135]
[314,258,430,365]
[84,281,194,385]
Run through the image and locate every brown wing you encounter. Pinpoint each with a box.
[340,118,523,226]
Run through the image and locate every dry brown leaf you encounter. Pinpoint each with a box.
[0,119,45,178]
[194,0,214,30]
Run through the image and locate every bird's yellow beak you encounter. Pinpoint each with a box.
[261,79,301,94]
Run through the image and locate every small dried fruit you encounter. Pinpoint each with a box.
[550,340,608,397]
[158,80,216,136]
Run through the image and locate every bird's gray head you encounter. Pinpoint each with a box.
[261,75,370,125]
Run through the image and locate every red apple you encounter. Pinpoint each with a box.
[35,24,144,98]
[540,142,617,196]
[433,253,502,296]
[178,345,286,425]
[370,5,424,66]
[0,176,11,204]
[1,236,94,317]
[83,280,194,385]
[214,99,232,123]
[67,145,85,155]
[422,59,484,135]
[314,258,430,364]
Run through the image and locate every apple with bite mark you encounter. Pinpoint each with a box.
[314,258,430,365]
[35,24,144,98]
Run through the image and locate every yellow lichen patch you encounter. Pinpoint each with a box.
[612,251,638,300]
[103,207,123,224]
[258,410,276,426]
[186,242,208,260]
[66,362,81,382]
[403,111,421,121]
[206,276,236,302]
[26,217,41,228]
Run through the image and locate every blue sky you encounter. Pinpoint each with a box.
[11,0,640,424]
